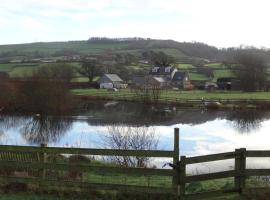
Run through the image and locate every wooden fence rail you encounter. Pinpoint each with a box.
[1,129,270,199]
[0,129,180,197]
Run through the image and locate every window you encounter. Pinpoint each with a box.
[165,67,171,73]
[152,67,159,72]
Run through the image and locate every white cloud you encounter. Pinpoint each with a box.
[1,0,270,46]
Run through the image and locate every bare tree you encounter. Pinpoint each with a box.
[151,86,162,104]
[132,85,162,104]
[234,52,268,91]
[103,126,159,167]
[132,77,163,103]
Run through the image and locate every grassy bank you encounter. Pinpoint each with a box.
[0,193,240,200]
[72,89,270,101]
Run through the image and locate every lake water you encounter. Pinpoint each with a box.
[1,101,270,172]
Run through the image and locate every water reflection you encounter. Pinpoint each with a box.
[227,110,269,133]
[81,101,178,126]
[0,101,269,150]
[21,116,72,144]
[0,115,72,145]
[0,116,27,130]
[80,101,269,134]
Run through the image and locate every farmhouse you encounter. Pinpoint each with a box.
[132,76,167,88]
[171,71,192,89]
[205,81,218,91]
[99,74,126,89]
[149,66,177,81]
[147,66,192,89]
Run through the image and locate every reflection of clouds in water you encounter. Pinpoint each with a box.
[0,129,27,145]
[247,158,270,169]
[188,120,270,155]
[1,115,270,171]
[227,110,268,134]
[53,122,102,148]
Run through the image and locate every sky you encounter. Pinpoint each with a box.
[1,0,270,48]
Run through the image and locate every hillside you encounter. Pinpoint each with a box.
[1,38,270,65]
[1,38,270,83]
[0,38,222,64]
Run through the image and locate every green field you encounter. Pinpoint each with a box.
[0,41,129,55]
[0,40,192,62]
[0,192,239,200]
[176,63,194,69]
[204,63,223,68]
[189,72,209,81]
[0,60,267,85]
[72,89,270,100]
[0,63,39,77]
[213,69,235,80]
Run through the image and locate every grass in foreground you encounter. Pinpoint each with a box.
[0,193,241,200]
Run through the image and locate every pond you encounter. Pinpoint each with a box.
[0,101,270,172]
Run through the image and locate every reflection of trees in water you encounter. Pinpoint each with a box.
[0,129,3,141]
[0,116,27,144]
[0,115,72,145]
[0,116,27,130]
[102,125,159,167]
[228,111,268,133]
[82,101,177,126]
[20,116,72,144]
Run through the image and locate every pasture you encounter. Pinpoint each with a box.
[72,89,270,100]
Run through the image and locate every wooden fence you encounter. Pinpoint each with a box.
[0,129,179,196]
[1,129,270,199]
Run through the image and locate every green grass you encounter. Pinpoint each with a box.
[204,63,223,68]
[9,66,37,77]
[72,89,270,100]
[0,193,76,200]
[213,69,235,80]
[189,72,209,81]
[71,76,99,83]
[0,41,130,55]
[0,63,40,77]
[151,48,187,59]
[0,64,16,72]
[176,63,194,69]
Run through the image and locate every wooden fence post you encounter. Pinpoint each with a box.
[180,156,186,200]
[40,143,47,179]
[240,148,246,192]
[235,148,246,194]
[235,149,241,192]
[173,128,180,197]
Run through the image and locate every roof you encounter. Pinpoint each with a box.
[205,82,218,88]
[171,72,188,82]
[132,76,146,85]
[149,66,175,75]
[132,76,167,85]
[103,74,123,82]
[152,76,166,83]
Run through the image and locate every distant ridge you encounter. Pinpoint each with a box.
[0,38,270,63]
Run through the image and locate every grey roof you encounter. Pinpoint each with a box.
[132,76,166,85]
[104,74,123,82]
[152,76,166,83]
[132,76,146,85]
[171,72,188,82]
